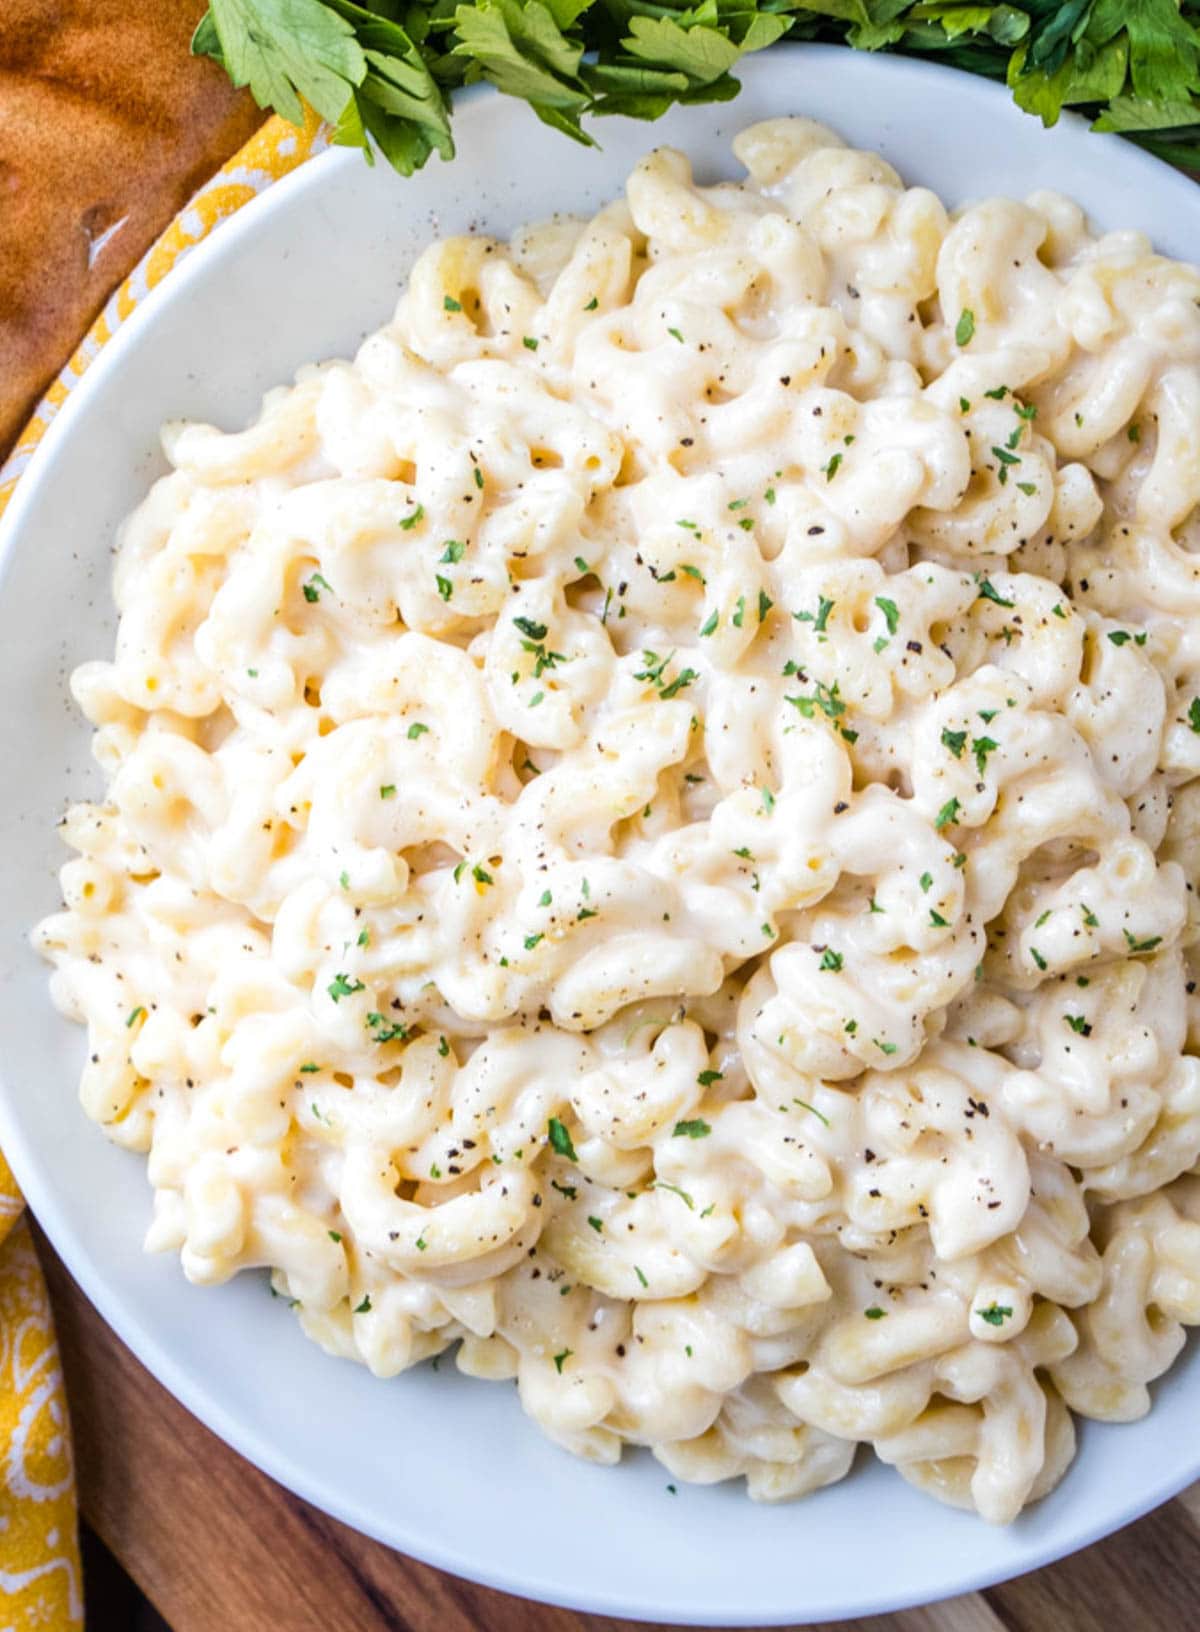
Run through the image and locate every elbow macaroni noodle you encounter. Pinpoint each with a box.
[35,118,1200,1523]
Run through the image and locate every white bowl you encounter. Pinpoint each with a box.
[1,44,1197,1626]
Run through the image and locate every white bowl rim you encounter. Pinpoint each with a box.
[1,43,1198,1625]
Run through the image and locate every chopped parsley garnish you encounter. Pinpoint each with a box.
[587,1215,603,1232]
[524,933,544,950]
[976,1304,1013,1327]
[303,571,332,603]
[796,595,835,633]
[652,1180,694,1210]
[513,616,548,641]
[548,1117,578,1161]
[471,863,493,886]
[758,590,773,622]
[976,579,1014,608]
[523,336,539,351]
[354,1295,372,1313]
[786,680,845,721]
[955,309,975,346]
[439,540,465,563]
[435,575,453,602]
[1064,1013,1092,1035]
[864,1305,887,1320]
[673,1119,712,1138]
[972,735,999,776]
[1124,930,1163,955]
[919,872,933,893]
[399,504,424,530]
[443,295,462,312]
[327,973,364,1002]
[1188,698,1200,734]
[1030,947,1048,971]
[380,784,396,799]
[635,1266,649,1288]
[875,597,899,636]
[935,797,961,830]
[125,1006,145,1028]
[697,1069,723,1087]
[699,610,719,637]
[818,948,844,972]
[667,326,684,344]
[793,1098,830,1127]
[732,596,746,627]
[553,1349,572,1373]
[366,1012,410,1044]
[822,452,843,481]
[474,466,485,489]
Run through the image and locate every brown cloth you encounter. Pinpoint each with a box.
[0,0,263,456]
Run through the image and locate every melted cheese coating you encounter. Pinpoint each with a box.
[36,118,1200,1521]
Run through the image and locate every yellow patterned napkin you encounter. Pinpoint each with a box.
[0,107,326,1631]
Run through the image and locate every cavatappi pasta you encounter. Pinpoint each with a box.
[35,118,1200,1522]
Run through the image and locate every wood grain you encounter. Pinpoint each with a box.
[32,1224,1199,1632]
[0,0,263,456]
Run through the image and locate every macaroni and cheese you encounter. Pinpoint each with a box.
[35,118,1200,1521]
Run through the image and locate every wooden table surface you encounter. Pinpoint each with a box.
[33,1227,1200,1632]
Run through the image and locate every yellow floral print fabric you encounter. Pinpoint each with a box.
[0,109,325,1630]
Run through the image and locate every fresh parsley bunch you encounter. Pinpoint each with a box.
[193,1,1200,177]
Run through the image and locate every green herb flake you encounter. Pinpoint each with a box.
[955,309,975,346]
[399,504,424,531]
[548,1117,578,1162]
[977,1304,1013,1327]
[327,973,364,1002]
[977,579,1014,608]
[673,1119,712,1138]
[864,1305,888,1320]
